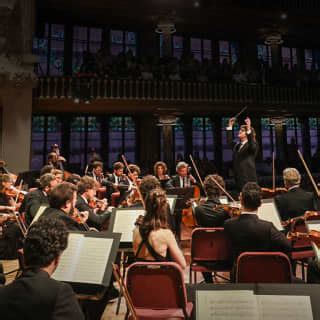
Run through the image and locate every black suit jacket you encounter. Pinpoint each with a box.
[275,187,318,221]
[0,269,84,320]
[24,189,49,225]
[41,207,83,231]
[224,214,291,262]
[170,175,195,188]
[194,198,230,227]
[76,195,109,230]
[227,129,258,191]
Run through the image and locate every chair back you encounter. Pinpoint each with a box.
[236,252,292,283]
[191,228,232,262]
[126,262,188,312]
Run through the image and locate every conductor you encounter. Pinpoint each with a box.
[227,117,258,192]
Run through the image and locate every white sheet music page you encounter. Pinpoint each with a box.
[113,209,145,242]
[196,290,259,320]
[52,233,84,281]
[72,237,113,284]
[257,295,313,320]
[258,200,283,231]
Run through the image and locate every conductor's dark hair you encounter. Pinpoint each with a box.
[49,182,77,209]
[24,218,68,268]
[241,182,262,210]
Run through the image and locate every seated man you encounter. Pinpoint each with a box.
[22,173,58,225]
[194,174,230,228]
[76,176,110,230]
[224,182,291,279]
[275,168,318,221]
[41,182,88,231]
[0,218,84,320]
[87,161,104,184]
[170,161,197,188]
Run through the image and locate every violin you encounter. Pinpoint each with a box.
[261,187,287,199]
[71,208,90,231]
[282,210,320,228]
[287,230,320,247]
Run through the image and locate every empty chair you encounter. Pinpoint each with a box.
[189,227,232,283]
[126,261,193,319]
[236,252,293,283]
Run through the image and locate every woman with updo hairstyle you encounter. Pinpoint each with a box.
[133,188,186,269]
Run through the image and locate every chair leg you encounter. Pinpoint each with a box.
[301,261,306,281]
[194,271,197,284]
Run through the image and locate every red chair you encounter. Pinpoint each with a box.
[290,218,315,280]
[236,252,293,283]
[189,227,232,283]
[126,262,193,319]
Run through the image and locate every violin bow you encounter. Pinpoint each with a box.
[189,154,207,197]
[121,155,146,209]
[297,149,320,197]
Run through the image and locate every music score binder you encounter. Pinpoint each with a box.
[109,207,146,245]
[52,231,120,292]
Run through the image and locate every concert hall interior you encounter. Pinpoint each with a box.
[2,0,320,319]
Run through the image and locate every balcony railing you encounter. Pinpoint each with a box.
[35,77,320,105]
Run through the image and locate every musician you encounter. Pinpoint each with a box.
[76,176,110,230]
[227,117,258,192]
[102,161,129,203]
[275,168,318,221]
[169,161,197,188]
[40,164,55,176]
[0,174,16,209]
[24,173,58,225]
[47,152,64,171]
[87,161,104,184]
[0,218,84,320]
[41,182,88,231]
[52,169,64,184]
[133,188,186,269]
[224,182,291,278]
[153,161,172,189]
[194,175,230,228]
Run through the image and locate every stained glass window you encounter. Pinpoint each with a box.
[257,44,272,67]
[219,41,239,64]
[304,49,320,71]
[172,36,184,59]
[221,117,239,162]
[190,38,212,62]
[30,116,62,170]
[174,118,185,162]
[108,117,136,167]
[261,118,275,160]
[309,118,320,156]
[110,30,137,56]
[286,117,303,151]
[33,24,49,75]
[192,117,214,160]
[281,47,298,70]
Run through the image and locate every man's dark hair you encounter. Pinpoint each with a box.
[113,162,124,171]
[204,174,225,198]
[40,165,54,176]
[92,161,103,170]
[65,174,81,186]
[77,176,97,194]
[39,173,56,189]
[49,182,77,209]
[140,175,161,199]
[128,164,140,175]
[24,218,68,268]
[241,182,262,210]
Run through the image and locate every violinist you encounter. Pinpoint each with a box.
[275,168,318,222]
[227,117,258,192]
[194,175,230,228]
[224,182,291,280]
[47,152,64,171]
[52,169,64,184]
[76,176,110,230]
[40,182,88,231]
[87,161,104,184]
[0,174,23,259]
[153,161,173,189]
[102,162,129,204]
[169,161,197,188]
[23,173,58,225]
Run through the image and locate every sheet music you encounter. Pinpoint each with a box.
[72,237,113,284]
[219,196,229,205]
[167,196,176,214]
[52,233,84,281]
[113,209,145,242]
[257,295,313,320]
[258,200,283,231]
[196,290,259,320]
